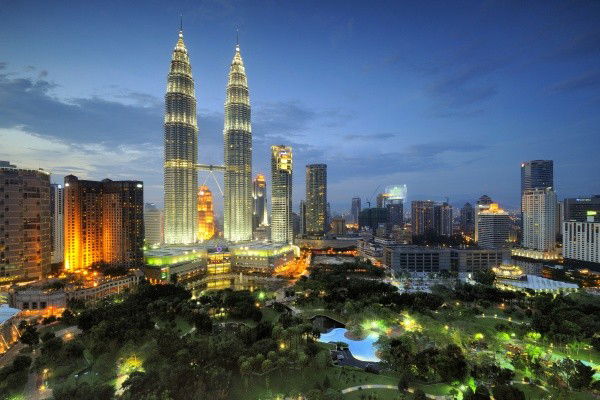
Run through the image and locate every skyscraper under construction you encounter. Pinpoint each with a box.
[223,42,253,242]
[164,28,198,244]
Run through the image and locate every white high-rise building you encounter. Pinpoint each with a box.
[477,203,511,250]
[522,188,557,251]
[144,203,164,247]
[50,183,64,264]
[563,213,600,265]
[271,146,293,244]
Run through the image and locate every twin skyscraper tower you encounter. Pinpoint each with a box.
[163,28,256,244]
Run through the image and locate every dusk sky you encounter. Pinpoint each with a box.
[1,0,599,214]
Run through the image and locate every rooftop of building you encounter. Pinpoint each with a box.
[498,275,579,291]
[0,304,20,325]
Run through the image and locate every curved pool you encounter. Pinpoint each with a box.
[318,328,381,362]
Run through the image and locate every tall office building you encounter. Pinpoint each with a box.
[0,162,51,283]
[299,201,307,236]
[474,195,494,242]
[522,188,557,251]
[144,203,164,246]
[164,28,198,244]
[271,146,293,243]
[64,176,144,271]
[434,202,453,237]
[477,203,511,250]
[563,213,600,266]
[224,42,253,242]
[197,186,216,241]
[252,174,268,230]
[350,197,361,224]
[459,202,475,236]
[359,207,388,232]
[564,196,600,222]
[305,164,327,236]
[521,160,553,200]
[383,185,407,229]
[50,183,65,264]
[411,200,435,236]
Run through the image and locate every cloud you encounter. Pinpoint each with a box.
[344,132,401,141]
[550,70,600,93]
[0,72,162,146]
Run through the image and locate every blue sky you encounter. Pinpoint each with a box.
[1,0,599,214]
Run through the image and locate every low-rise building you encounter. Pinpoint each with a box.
[492,264,578,293]
[0,304,21,354]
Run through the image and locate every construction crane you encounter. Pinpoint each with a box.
[365,184,383,208]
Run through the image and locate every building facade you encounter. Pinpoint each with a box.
[521,160,553,199]
[197,186,216,241]
[50,183,64,264]
[477,203,511,250]
[164,29,198,245]
[411,200,435,236]
[564,196,600,223]
[144,203,164,247]
[359,207,388,232]
[224,43,253,242]
[522,188,557,251]
[350,197,361,225]
[0,162,51,283]
[64,176,143,271]
[563,217,600,266]
[459,202,475,236]
[271,146,293,244]
[434,202,453,237]
[252,174,268,230]
[305,164,327,236]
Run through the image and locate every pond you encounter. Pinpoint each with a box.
[318,327,381,362]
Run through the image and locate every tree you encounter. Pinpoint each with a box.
[473,269,496,286]
[19,324,39,347]
[412,388,427,400]
[569,360,594,390]
[436,345,468,382]
[491,385,525,400]
[189,311,212,334]
[52,381,115,400]
[464,386,491,400]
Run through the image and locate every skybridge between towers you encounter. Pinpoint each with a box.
[196,163,225,196]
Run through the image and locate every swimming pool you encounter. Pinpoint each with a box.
[318,328,381,362]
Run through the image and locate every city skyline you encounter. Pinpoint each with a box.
[1,1,600,213]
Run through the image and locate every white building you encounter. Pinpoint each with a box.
[563,213,600,265]
[522,188,556,251]
[144,203,164,247]
[50,183,64,264]
[477,203,511,249]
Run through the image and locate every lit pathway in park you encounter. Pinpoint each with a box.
[341,384,398,394]
[341,385,449,399]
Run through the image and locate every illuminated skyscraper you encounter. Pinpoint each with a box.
[164,28,198,244]
[271,146,293,244]
[224,42,252,242]
[197,185,216,241]
[411,200,435,235]
[64,176,143,271]
[0,161,51,283]
[50,183,65,264]
[252,174,268,230]
[477,203,511,250]
[305,164,327,236]
[521,160,553,200]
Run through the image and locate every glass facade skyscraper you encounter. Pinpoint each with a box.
[521,160,553,199]
[164,29,198,244]
[305,164,327,236]
[224,43,253,242]
[271,146,293,244]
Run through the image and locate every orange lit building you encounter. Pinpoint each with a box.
[197,185,216,241]
[64,176,144,271]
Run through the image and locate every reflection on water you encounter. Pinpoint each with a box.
[318,327,381,362]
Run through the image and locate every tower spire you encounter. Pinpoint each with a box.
[235,26,240,51]
[180,14,183,32]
